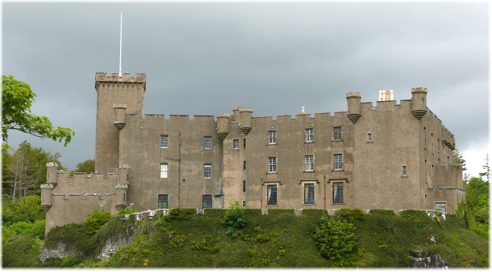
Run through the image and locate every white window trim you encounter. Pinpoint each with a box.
[304,155,315,172]
[302,181,316,205]
[266,183,279,206]
[332,181,344,204]
[204,164,212,179]
[160,135,169,148]
[203,136,213,149]
[268,131,277,145]
[268,157,278,173]
[160,163,168,179]
[233,138,240,150]
[332,127,343,141]
[305,128,314,143]
[333,154,343,171]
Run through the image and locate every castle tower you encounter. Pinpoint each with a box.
[411,87,428,120]
[94,72,146,173]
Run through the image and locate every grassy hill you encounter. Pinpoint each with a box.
[31,208,488,268]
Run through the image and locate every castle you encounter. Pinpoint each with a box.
[41,72,464,234]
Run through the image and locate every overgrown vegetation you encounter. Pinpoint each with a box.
[224,201,246,238]
[86,210,111,235]
[460,177,489,239]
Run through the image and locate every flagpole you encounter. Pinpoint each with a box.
[119,12,123,77]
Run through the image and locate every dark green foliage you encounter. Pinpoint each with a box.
[313,216,357,266]
[2,235,42,267]
[399,210,428,219]
[191,235,221,253]
[2,195,45,225]
[45,223,93,255]
[463,177,489,238]
[166,208,196,221]
[117,207,138,216]
[267,209,295,215]
[204,208,226,217]
[224,202,246,237]
[369,209,396,216]
[86,210,111,235]
[74,159,95,173]
[336,208,365,222]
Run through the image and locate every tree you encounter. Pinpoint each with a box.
[2,75,74,146]
[451,149,466,171]
[2,141,62,199]
[75,159,95,173]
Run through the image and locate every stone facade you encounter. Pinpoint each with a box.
[41,72,465,234]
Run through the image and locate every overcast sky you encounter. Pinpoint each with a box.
[3,2,489,177]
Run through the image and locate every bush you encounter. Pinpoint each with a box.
[166,208,196,221]
[86,210,111,235]
[2,235,42,267]
[313,216,357,266]
[45,223,93,256]
[224,202,246,238]
[117,207,138,216]
[3,219,45,242]
[2,195,45,225]
[336,208,365,222]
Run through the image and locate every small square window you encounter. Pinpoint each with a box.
[333,182,344,204]
[160,163,168,179]
[267,184,277,205]
[304,183,315,204]
[402,165,408,176]
[158,194,169,209]
[202,194,212,209]
[435,201,446,214]
[367,132,373,142]
[160,135,168,148]
[242,201,246,207]
[304,155,315,171]
[305,128,314,143]
[203,136,213,149]
[204,164,212,178]
[333,154,343,170]
[332,127,342,141]
[268,131,277,144]
[233,139,239,149]
[268,157,277,173]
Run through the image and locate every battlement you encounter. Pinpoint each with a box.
[95,72,146,90]
[346,91,362,98]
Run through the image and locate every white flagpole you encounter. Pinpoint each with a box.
[119,12,123,77]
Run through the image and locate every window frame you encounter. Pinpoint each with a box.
[202,194,213,209]
[158,194,169,209]
[268,156,278,173]
[233,139,240,150]
[332,126,343,141]
[160,163,168,179]
[203,163,212,179]
[160,135,169,148]
[203,136,213,149]
[304,155,315,172]
[402,165,408,177]
[305,128,314,143]
[333,154,343,170]
[434,201,446,214]
[333,182,344,204]
[303,183,315,205]
[267,184,278,205]
[268,130,277,145]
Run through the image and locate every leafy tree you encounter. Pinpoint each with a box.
[2,235,42,267]
[2,141,62,199]
[86,210,111,235]
[313,216,356,266]
[2,195,45,225]
[2,75,74,146]
[452,149,466,171]
[459,177,489,239]
[75,159,95,173]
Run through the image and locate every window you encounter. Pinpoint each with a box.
[304,155,315,171]
[158,194,168,209]
[243,160,247,170]
[204,164,212,179]
[304,183,315,204]
[243,201,246,207]
[402,165,408,176]
[333,182,344,204]
[160,135,168,148]
[305,128,314,143]
[268,157,277,173]
[160,163,168,178]
[333,154,343,170]
[267,185,277,205]
[367,132,373,141]
[202,195,212,209]
[203,136,213,149]
[332,127,342,141]
[435,201,446,214]
[243,180,246,192]
[268,131,277,144]
[243,138,247,149]
[233,139,239,149]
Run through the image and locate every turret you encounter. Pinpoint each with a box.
[232,107,240,122]
[115,166,130,209]
[239,108,253,135]
[40,184,54,212]
[217,113,230,140]
[411,87,428,120]
[46,162,58,185]
[113,104,127,130]
[94,72,146,173]
[346,92,362,124]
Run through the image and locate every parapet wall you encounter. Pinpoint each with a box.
[41,164,129,235]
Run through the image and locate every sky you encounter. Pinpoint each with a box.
[3,2,489,178]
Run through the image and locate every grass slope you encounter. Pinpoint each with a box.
[42,209,487,268]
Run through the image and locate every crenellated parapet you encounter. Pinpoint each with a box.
[95,72,146,90]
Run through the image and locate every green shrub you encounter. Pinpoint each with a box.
[336,208,365,222]
[268,209,295,216]
[45,223,93,256]
[2,235,42,267]
[224,202,246,238]
[369,209,395,216]
[313,216,357,266]
[2,195,45,225]
[3,219,45,241]
[86,210,111,235]
[117,207,138,216]
[166,208,196,221]
[191,235,221,253]
[59,255,81,267]
[204,208,226,217]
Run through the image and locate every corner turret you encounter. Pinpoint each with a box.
[411,87,428,120]
[239,108,253,135]
[346,92,362,124]
[217,113,230,140]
